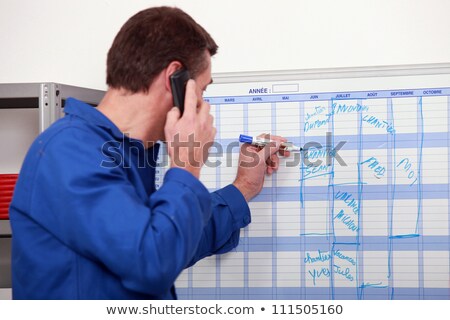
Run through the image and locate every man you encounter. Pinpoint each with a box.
[10,6,285,299]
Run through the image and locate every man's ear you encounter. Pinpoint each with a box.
[164,61,184,92]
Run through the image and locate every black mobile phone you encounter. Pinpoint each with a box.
[170,68,190,115]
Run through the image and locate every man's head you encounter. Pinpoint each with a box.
[106,6,218,93]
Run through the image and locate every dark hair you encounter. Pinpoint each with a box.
[106,6,218,93]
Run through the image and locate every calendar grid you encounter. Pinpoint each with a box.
[170,85,450,300]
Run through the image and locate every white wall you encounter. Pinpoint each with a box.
[0,0,449,90]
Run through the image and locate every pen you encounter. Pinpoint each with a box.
[239,134,303,152]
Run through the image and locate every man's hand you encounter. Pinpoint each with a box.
[164,80,216,179]
[233,134,288,201]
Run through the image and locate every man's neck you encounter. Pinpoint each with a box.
[97,88,165,148]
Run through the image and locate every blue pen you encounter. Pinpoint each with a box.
[239,134,303,152]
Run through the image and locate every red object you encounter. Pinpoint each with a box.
[0,174,18,220]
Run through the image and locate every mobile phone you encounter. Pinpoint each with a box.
[170,68,190,116]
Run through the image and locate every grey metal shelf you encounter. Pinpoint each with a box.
[0,83,105,289]
[0,83,104,132]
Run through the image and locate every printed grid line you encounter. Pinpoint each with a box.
[243,103,249,299]
[215,104,221,299]
[271,101,277,299]
[299,101,306,300]
[387,97,395,299]
[357,98,364,299]
[328,99,336,299]
[448,95,450,299]
[417,97,424,299]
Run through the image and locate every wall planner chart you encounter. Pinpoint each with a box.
[155,64,450,300]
